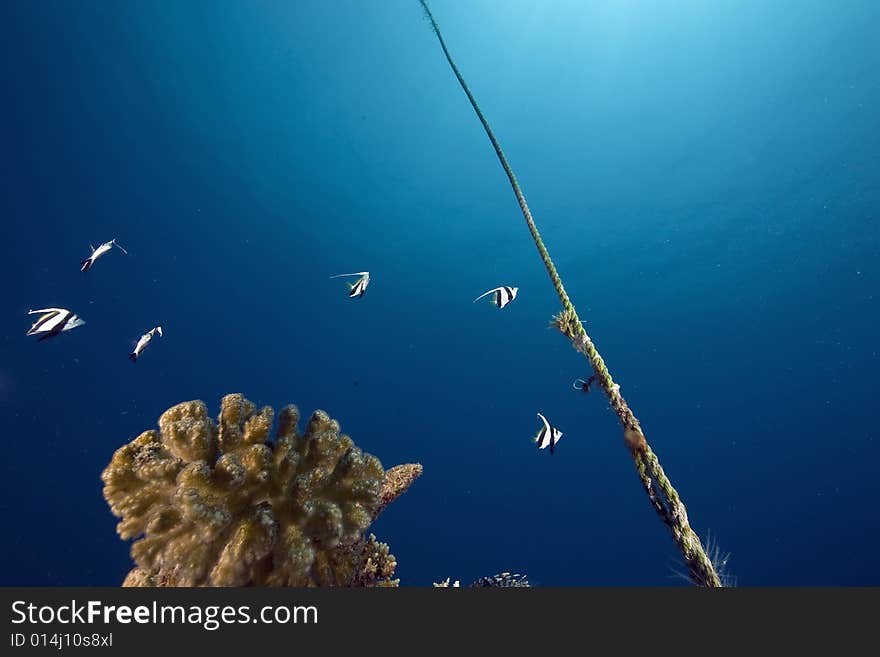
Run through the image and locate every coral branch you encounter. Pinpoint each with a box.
[376,463,423,520]
[433,572,530,588]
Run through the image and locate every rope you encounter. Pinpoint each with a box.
[419,0,722,587]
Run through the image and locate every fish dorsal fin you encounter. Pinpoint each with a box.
[473,287,502,303]
[330,271,369,279]
[537,412,551,432]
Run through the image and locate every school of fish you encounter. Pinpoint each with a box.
[29,242,569,453]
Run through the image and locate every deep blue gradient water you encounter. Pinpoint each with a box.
[1,1,878,586]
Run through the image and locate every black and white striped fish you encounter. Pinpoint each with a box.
[534,412,563,454]
[80,238,127,272]
[26,308,86,341]
[130,325,163,362]
[473,285,518,309]
[330,271,370,298]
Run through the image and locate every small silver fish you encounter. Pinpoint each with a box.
[330,271,370,298]
[81,238,128,272]
[473,285,518,309]
[534,412,563,455]
[129,325,163,362]
[26,308,86,341]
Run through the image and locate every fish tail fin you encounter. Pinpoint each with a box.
[129,352,137,363]
[80,259,92,272]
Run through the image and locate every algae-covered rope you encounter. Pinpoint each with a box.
[419,0,722,587]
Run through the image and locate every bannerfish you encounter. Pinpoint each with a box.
[534,412,563,455]
[130,325,163,362]
[473,286,518,309]
[81,238,128,272]
[26,308,86,341]
[330,271,370,298]
[573,375,597,393]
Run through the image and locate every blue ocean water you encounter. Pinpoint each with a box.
[1,0,877,586]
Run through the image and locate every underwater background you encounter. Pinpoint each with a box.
[1,0,878,586]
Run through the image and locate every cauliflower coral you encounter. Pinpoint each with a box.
[101,393,421,586]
